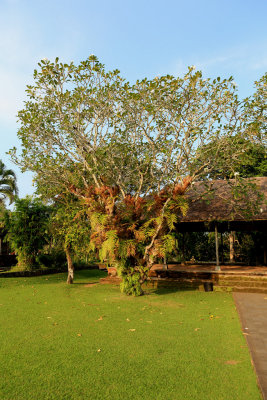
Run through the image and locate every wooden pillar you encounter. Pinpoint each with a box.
[220,233,224,265]
[229,231,235,263]
[163,255,168,270]
[215,223,220,271]
[181,232,184,265]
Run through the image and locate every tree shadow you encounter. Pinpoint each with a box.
[0,268,106,286]
[153,286,199,296]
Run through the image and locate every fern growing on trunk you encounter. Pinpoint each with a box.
[70,181,189,295]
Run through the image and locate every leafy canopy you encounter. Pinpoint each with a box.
[11,56,244,200]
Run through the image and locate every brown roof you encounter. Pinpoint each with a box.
[181,177,267,223]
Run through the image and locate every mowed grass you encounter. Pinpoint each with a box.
[0,270,261,400]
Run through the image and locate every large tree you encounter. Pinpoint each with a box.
[11,56,255,293]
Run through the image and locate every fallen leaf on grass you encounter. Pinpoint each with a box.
[194,328,200,331]
[77,333,82,337]
[129,329,136,332]
[126,318,130,322]
[97,316,105,321]
[225,360,240,365]
[47,317,52,319]
[97,349,101,352]
[146,321,152,323]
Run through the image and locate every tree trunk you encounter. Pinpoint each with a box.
[66,246,74,284]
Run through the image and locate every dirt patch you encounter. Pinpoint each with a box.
[99,277,121,285]
[224,360,241,365]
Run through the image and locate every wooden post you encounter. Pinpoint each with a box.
[229,231,235,263]
[220,233,224,265]
[182,233,185,265]
[215,223,220,271]
[0,238,2,255]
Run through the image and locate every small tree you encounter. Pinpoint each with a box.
[5,197,51,269]
[51,196,91,283]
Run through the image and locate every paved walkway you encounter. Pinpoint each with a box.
[234,292,267,399]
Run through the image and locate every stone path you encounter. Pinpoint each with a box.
[234,292,267,399]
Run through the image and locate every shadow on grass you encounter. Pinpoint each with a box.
[74,269,107,283]
[153,286,200,296]
[0,269,107,286]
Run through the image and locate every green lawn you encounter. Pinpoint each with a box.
[0,270,261,400]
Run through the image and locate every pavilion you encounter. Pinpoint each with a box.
[177,176,267,270]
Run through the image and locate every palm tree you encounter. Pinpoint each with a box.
[0,160,18,205]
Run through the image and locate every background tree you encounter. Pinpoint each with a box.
[192,138,266,180]
[234,141,266,177]
[4,197,51,270]
[0,160,18,205]
[12,56,256,293]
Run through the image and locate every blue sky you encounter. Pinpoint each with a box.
[0,0,267,199]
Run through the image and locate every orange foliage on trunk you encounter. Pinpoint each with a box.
[172,176,192,196]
